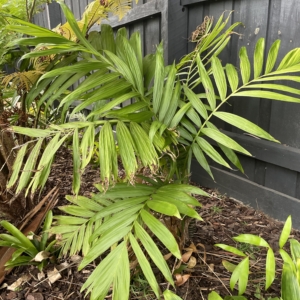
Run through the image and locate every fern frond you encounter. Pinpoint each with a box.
[2,71,43,91]
[82,1,108,29]
[108,0,133,20]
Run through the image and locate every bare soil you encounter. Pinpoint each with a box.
[1,149,299,300]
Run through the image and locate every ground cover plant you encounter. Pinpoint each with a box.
[214,215,300,300]
[0,0,50,67]
[3,1,300,299]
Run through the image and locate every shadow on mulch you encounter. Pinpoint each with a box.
[1,149,299,300]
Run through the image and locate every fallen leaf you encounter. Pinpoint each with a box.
[26,292,44,300]
[7,274,31,291]
[208,263,214,272]
[37,271,45,281]
[181,250,193,263]
[5,291,17,299]
[0,283,7,290]
[175,274,190,286]
[130,259,138,270]
[57,261,69,271]
[33,251,50,262]
[187,256,197,268]
[164,253,172,261]
[55,234,63,242]
[70,255,82,263]
[47,268,61,284]
[184,242,197,253]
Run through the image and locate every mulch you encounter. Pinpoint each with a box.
[1,149,299,300]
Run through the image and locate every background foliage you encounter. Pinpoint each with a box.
[0,0,50,67]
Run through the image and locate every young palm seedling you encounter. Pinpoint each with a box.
[0,211,58,271]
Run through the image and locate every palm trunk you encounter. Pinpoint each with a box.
[0,120,32,221]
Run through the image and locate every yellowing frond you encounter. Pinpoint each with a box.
[82,1,108,28]
[108,0,133,20]
[53,21,85,41]
[2,71,43,92]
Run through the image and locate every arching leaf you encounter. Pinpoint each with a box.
[253,38,265,78]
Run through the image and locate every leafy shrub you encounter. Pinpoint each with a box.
[5,3,300,299]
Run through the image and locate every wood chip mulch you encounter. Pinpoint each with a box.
[1,149,299,300]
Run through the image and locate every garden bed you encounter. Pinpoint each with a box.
[1,149,298,300]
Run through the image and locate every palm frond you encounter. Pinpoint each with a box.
[108,0,133,20]
[2,71,43,92]
[50,182,204,299]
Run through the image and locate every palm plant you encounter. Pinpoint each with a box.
[0,0,137,220]
[6,3,300,299]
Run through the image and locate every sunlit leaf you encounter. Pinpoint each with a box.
[140,209,181,259]
[266,247,276,289]
[129,233,161,298]
[230,257,249,295]
[215,244,246,257]
[279,215,292,249]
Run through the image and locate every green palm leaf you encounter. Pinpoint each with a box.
[99,122,118,184]
[212,56,227,101]
[213,112,279,142]
[134,221,174,286]
[239,47,251,84]
[253,38,265,78]
[81,242,129,299]
[183,85,208,119]
[265,40,281,74]
[140,209,181,259]
[116,121,138,180]
[130,122,158,168]
[226,64,239,92]
[16,138,43,193]
[201,127,251,156]
[7,143,28,189]
[159,63,177,121]
[196,136,231,169]
[153,43,165,114]
[129,233,161,299]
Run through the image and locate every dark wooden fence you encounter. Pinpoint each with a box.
[34,0,167,58]
[33,0,300,227]
[174,0,300,227]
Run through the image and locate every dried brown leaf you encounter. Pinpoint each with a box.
[175,274,191,286]
[181,250,193,263]
[33,251,50,262]
[7,274,31,291]
[187,256,197,268]
[47,268,61,284]
[164,253,172,261]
